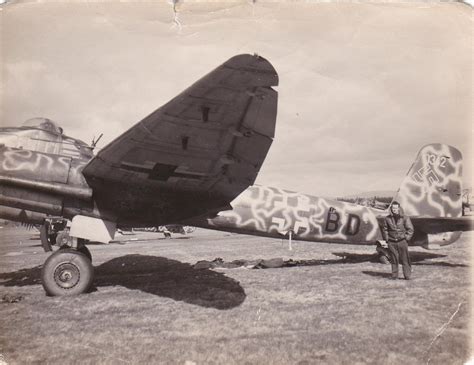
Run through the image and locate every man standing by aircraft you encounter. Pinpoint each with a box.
[382,201,414,280]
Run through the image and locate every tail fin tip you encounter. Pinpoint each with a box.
[394,143,463,217]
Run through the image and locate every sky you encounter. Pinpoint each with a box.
[1,1,472,197]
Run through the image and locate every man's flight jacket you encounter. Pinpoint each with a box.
[382,214,414,242]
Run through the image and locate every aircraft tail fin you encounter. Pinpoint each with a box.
[393,144,463,218]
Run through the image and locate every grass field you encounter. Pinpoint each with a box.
[0,227,471,364]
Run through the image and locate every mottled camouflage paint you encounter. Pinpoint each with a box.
[199,144,465,246]
[0,124,93,159]
[394,144,462,218]
[0,146,88,187]
[0,125,93,222]
[1,147,71,183]
[202,185,383,244]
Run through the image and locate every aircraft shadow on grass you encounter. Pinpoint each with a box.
[177,251,456,270]
[332,251,468,268]
[361,271,394,279]
[332,251,447,264]
[0,254,245,310]
[0,252,465,303]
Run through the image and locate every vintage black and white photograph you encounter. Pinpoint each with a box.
[0,1,472,364]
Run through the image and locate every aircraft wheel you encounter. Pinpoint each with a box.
[78,245,92,262]
[59,245,92,262]
[41,249,94,296]
[376,245,391,264]
[378,254,390,265]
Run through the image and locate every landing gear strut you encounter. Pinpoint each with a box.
[41,230,94,296]
[39,217,68,252]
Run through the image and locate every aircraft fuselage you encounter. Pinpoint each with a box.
[0,125,385,245]
[190,185,383,244]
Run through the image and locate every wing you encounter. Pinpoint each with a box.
[410,216,474,234]
[83,54,278,204]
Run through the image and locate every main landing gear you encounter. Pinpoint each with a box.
[41,246,94,296]
[39,217,68,252]
[39,221,94,296]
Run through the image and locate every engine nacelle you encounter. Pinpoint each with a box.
[411,231,462,250]
[0,206,48,225]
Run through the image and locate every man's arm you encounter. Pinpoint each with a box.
[404,216,414,241]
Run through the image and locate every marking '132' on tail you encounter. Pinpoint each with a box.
[394,143,462,218]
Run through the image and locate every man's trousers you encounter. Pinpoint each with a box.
[387,239,411,279]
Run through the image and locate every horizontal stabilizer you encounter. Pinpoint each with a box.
[410,216,474,234]
[83,54,278,204]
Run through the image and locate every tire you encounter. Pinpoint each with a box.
[59,244,92,262]
[379,254,390,265]
[376,246,391,264]
[41,249,94,296]
[77,245,92,262]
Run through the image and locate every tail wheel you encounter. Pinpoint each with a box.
[41,249,94,296]
[378,254,391,264]
[376,245,391,264]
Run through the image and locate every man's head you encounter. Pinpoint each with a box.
[390,201,401,215]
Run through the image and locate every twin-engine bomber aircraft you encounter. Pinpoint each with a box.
[0,54,472,296]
